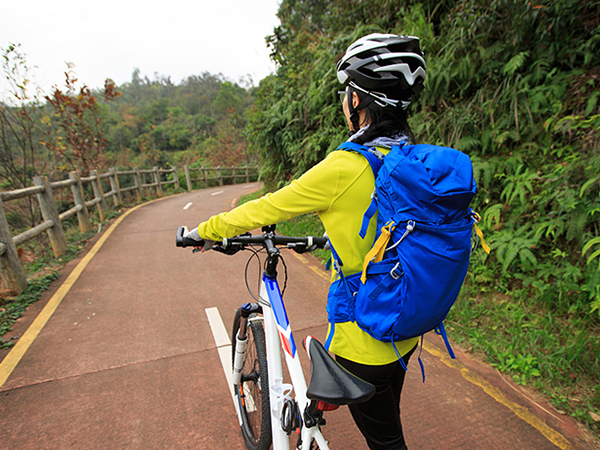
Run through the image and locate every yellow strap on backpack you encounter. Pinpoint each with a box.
[361,222,395,283]
[472,212,491,254]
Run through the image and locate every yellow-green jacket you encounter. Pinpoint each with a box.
[197,149,418,365]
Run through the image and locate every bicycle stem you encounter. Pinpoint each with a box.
[263,232,281,278]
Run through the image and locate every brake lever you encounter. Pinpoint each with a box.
[291,243,318,254]
[213,243,243,255]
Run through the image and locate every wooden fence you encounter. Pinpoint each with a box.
[183,165,258,189]
[0,164,258,294]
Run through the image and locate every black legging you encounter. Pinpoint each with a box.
[336,345,417,450]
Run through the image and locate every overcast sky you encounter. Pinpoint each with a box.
[0,0,281,98]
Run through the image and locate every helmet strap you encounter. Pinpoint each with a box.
[347,86,361,132]
[347,85,375,132]
[346,84,376,133]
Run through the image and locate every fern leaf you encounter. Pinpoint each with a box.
[502,245,520,273]
[586,248,600,267]
[502,52,530,76]
[483,203,503,229]
[582,236,600,256]
[585,91,599,117]
[580,176,599,198]
[456,136,481,152]
[519,248,537,267]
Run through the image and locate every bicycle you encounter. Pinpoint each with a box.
[176,225,375,450]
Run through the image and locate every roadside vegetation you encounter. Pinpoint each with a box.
[241,0,600,437]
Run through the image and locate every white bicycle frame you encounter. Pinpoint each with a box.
[249,273,330,449]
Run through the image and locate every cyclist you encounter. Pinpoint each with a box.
[186,33,426,450]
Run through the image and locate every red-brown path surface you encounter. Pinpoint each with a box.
[0,184,597,450]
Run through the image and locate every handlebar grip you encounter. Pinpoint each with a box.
[176,226,205,248]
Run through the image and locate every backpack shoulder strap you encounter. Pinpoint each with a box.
[336,142,383,176]
[336,142,385,239]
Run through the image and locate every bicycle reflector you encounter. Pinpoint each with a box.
[315,401,339,411]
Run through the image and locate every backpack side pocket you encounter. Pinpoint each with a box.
[354,256,407,342]
[326,271,361,324]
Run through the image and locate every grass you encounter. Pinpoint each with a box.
[238,188,600,438]
[0,272,61,347]
[448,284,600,436]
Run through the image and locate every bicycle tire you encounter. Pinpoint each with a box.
[232,308,272,450]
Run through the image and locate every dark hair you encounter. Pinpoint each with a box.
[352,90,415,145]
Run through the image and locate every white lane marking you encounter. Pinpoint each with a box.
[211,191,224,196]
[206,307,231,347]
[183,202,193,210]
[205,307,235,403]
[243,184,256,189]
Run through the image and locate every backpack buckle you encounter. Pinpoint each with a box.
[390,262,402,280]
[333,258,342,276]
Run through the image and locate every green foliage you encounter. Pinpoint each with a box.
[100,71,256,170]
[492,351,541,385]
[583,237,600,269]
[243,0,600,434]
[0,43,45,196]
[247,0,600,317]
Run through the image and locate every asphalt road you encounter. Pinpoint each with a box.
[0,184,596,450]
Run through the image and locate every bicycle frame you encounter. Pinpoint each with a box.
[175,226,366,449]
[258,273,329,449]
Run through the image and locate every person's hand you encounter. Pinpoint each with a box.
[185,227,213,251]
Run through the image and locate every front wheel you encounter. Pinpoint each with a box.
[232,308,272,450]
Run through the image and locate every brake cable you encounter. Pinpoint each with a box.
[242,246,289,301]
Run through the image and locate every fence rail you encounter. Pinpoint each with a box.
[0,164,258,294]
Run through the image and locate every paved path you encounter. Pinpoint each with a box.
[0,185,596,450]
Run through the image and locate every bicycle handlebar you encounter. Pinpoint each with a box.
[175,226,328,254]
[175,226,205,248]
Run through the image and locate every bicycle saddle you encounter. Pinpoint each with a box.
[303,336,375,405]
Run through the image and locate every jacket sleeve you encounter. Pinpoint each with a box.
[196,153,342,241]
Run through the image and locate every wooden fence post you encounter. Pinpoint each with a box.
[245,166,249,183]
[184,165,192,191]
[153,167,163,197]
[34,176,67,257]
[0,197,28,294]
[89,170,106,221]
[202,167,207,188]
[172,167,180,190]
[217,166,223,186]
[108,168,121,206]
[133,168,142,202]
[69,172,92,233]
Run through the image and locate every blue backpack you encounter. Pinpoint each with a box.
[325,141,489,370]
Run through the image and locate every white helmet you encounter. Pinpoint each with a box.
[337,33,426,105]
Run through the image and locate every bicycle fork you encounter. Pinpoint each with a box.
[232,303,262,386]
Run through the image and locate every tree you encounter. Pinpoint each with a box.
[0,43,44,191]
[213,81,243,118]
[42,67,121,175]
[0,43,47,228]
